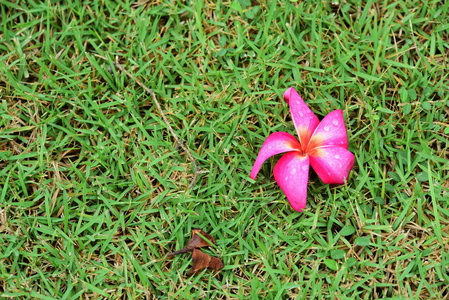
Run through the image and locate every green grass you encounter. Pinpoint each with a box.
[1,0,449,298]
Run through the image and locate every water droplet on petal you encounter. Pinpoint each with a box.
[327,172,332,176]
[299,112,304,117]
[324,126,330,132]
[340,141,345,144]
[332,119,339,126]
[268,145,272,149]
[335,154,340,159]
[291,168,296,174]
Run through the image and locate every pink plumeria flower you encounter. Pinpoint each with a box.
[250,87,355,212]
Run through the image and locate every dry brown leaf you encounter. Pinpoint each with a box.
[208,256,224,270]
[189,229,216,247]
[187,249,224,276]
[167,229,215,256]
[188,248,212,276]
[167,228,224,276]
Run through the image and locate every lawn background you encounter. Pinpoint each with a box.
[1,0,449,299]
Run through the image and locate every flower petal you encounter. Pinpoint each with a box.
[273,152,309,212]
[283,87,320,151]
[307,110,349,150]
[309,146,354,184]
[250,132,301,179]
